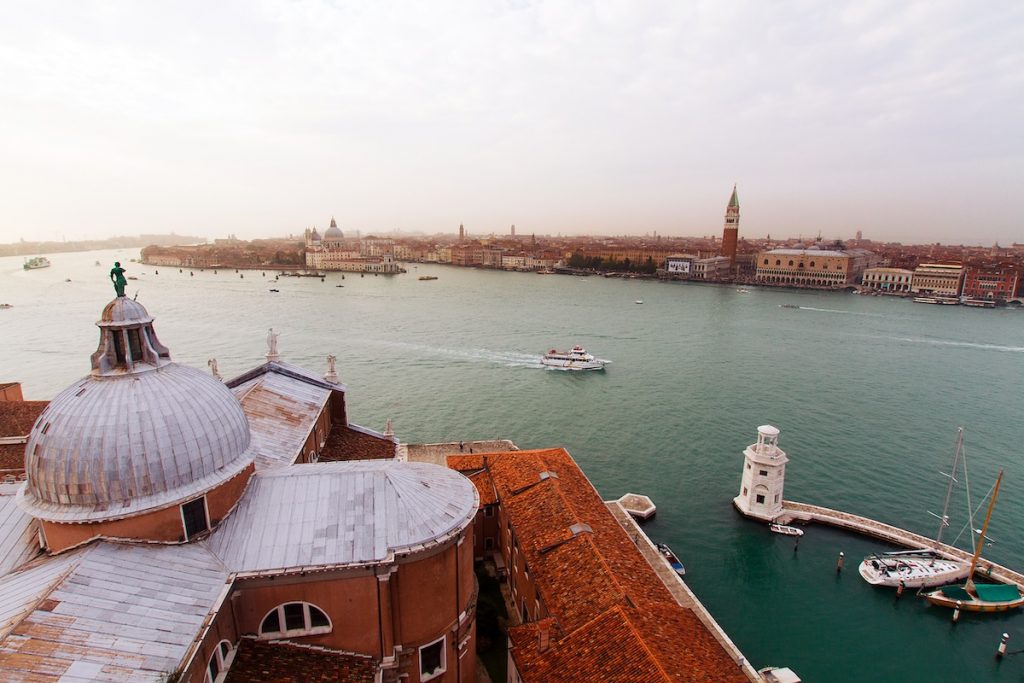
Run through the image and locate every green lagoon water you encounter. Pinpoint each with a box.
[3,249,1023,681]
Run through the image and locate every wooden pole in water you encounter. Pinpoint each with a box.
[836,551,844,574]
[997,633,1010,658]
[953,601,961,623]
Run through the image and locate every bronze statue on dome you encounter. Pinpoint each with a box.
[110,262,127,297]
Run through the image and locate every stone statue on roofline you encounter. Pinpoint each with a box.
[266,328,280,362]
[110,262,127,297]
[324,354,339,383]
[208,358,222,380]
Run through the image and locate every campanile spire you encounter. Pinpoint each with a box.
[721,184,740,270]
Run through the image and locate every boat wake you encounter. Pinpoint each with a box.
[887,337,1024,354]
[372,340,544,367]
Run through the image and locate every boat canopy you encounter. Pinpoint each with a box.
[974,584,1022,602]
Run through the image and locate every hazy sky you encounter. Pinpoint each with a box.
[1,1,1021,245]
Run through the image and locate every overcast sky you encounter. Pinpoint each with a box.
[1,1,1021,245]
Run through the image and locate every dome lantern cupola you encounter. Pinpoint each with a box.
[19,291,256,552]
[90,297,172,375]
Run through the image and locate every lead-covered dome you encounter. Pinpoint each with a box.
[324,217,343,240]
[18,297,254,523]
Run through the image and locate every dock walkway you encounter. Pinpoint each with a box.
[606,501,762,682]
[779,500,1024,588]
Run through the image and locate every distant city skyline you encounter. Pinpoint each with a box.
[1,2,1021,247]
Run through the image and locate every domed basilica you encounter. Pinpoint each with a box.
[0,292,479,683]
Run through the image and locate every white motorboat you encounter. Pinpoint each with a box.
[541,345,607,371]
[858,428,971,589]
[769,523,803,537]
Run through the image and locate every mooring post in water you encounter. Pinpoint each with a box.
[953,601,962,623]
[997,633,1009,658]
[836,551,844,574]
[896,580,905,598]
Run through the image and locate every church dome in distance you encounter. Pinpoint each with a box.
[324,217,343,240]
[19,296,254,523]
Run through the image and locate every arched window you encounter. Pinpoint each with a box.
[788,260,794,266]
[206,640,235,683]
[259,602,332,639]
[763,259,769,265]
[775,259,781,266]
[809,261,815,268]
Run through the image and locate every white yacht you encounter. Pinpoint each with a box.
[858,428,971,589]
[541,345,607,371]
[858,549,969,588]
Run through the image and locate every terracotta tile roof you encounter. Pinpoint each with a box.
[225,638,377,682]
[0,445,24,474]
[453,448,746,683]
[0,401,47,437]
[319,425,395,462]
[446,455,499,508]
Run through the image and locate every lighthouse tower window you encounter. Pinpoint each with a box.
[755,494,766,504]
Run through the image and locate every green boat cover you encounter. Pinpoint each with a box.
[939,585,972,601]
[974,584,1021,602]
[939,584,1021,603]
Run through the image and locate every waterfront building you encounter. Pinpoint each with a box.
[910,263,964,296]
[693,255,732,280]
[861,267,914,293]
[664,253,697,276]
[304,219,404,273]
[962,265,1020,301]
[448,448,751,682]
[0,296,477,682]
[721,184,740,270]
[733,425,788,521]
[754,244,875,287]
[501,253,528,270]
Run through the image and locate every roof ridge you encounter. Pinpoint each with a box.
[616,604,674,683]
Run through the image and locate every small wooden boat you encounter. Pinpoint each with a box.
[921,471,1024,612]
[769,523,804,537]
[418,275,438,281]
[635,299,644,304]
[269,289,279,293]
[656,543,686,577]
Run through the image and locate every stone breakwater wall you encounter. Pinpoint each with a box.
[781,500,1024,588]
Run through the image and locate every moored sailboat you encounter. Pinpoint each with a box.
[921,471,1024,613]
[858,429,971,588]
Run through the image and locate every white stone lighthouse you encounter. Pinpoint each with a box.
[734,425,789,521]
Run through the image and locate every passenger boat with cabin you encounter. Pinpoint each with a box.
[541,345,607,371]
[769,523,803,537]
[23,256,51,270]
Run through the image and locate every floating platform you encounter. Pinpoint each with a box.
[617,493,656,520]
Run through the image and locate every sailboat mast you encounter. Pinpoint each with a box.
[965,470,1002,594]
[935,428,964,545]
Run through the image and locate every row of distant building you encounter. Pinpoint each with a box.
[142,188,1024,302]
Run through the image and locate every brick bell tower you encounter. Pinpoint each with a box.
[721,184,740,270]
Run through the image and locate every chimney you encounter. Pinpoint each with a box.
[538,622,551,653]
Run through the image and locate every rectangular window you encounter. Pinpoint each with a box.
[284,603,305,631]
[181,497,209,539]
[484,537,494,550]
[484,505,495,517]
[759,469,768,476]
[755,494,766,504]
[420,637,446,681]
[742,487,748,496]
[774,494,780,503]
